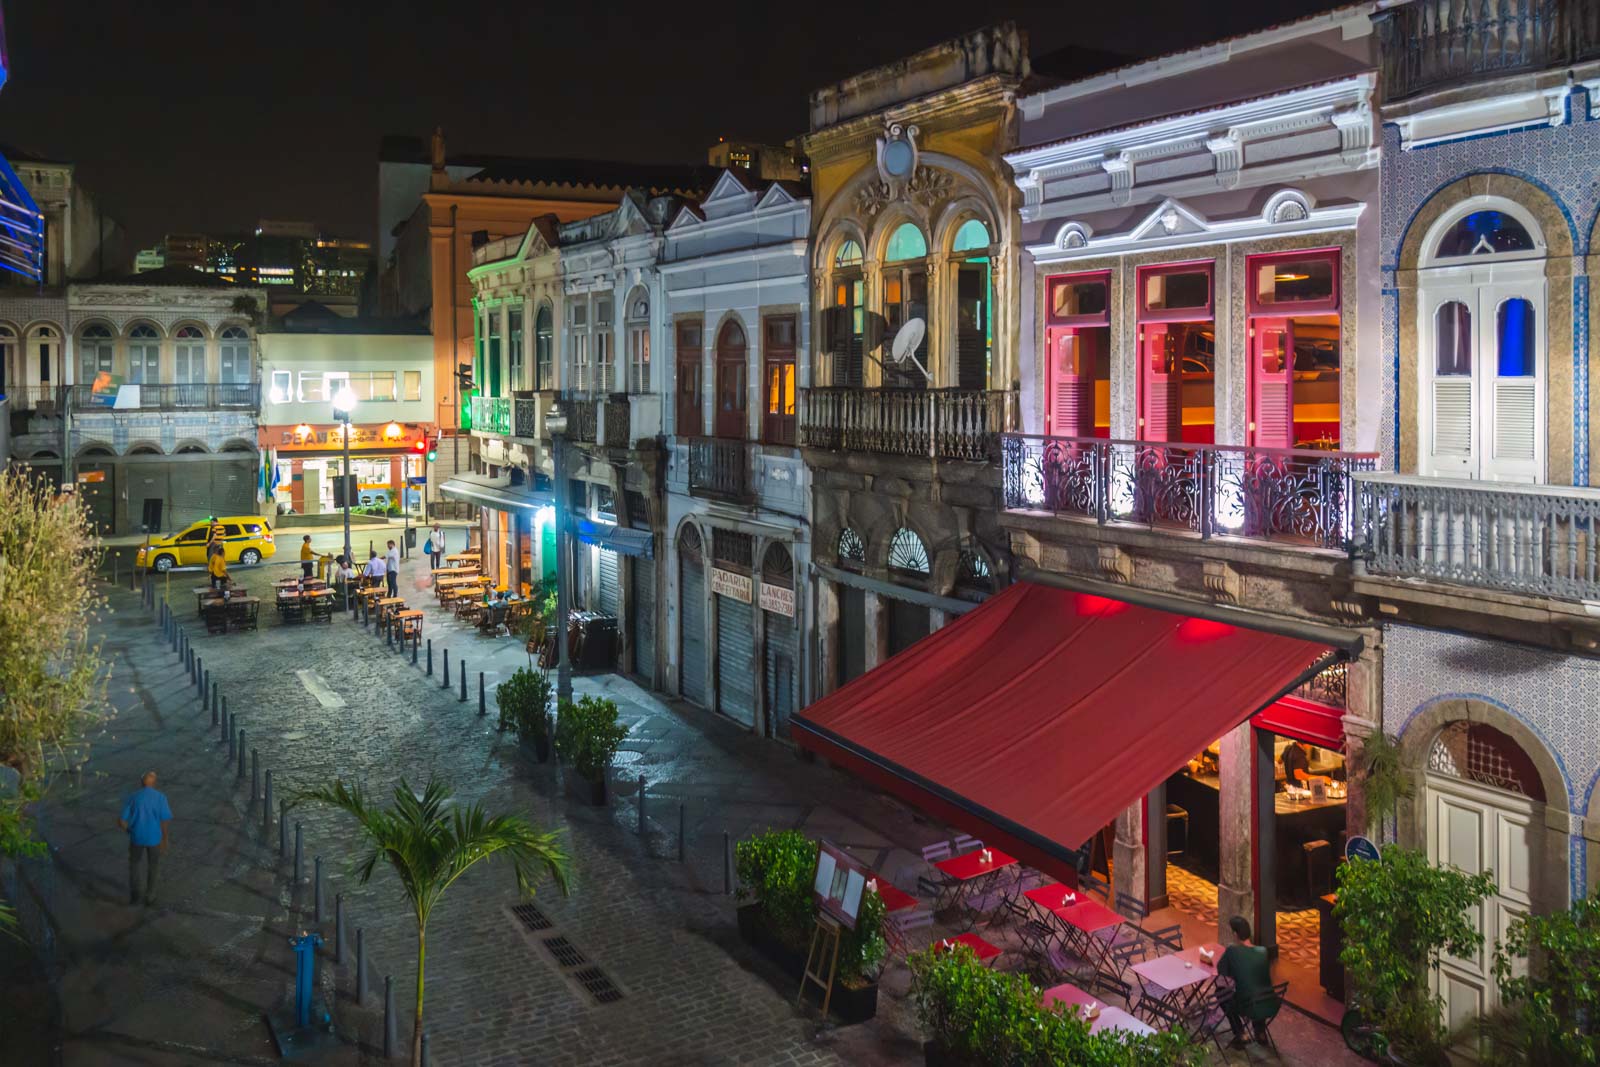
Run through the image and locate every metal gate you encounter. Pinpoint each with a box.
[764,612,797,738]
[680,558,707,706]
[888,597,930,657]
[716,595,756,728]
[838,585,866,686]
[632,556,656,683]
[597,549,619,616]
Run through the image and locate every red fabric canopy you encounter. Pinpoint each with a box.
[793,581,1340,885]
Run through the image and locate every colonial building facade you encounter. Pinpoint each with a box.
[660,170,811,736]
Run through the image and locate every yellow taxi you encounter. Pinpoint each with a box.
[137,516,277,572]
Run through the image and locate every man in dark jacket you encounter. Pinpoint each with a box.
[1216,915,1275,1048]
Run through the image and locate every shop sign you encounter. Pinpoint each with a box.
[76,470,106,483]
[710,567,752,604]
[758,582,794,617]
[275,424,415,449]
[1345,835,1381,863]
[407,476,427,486]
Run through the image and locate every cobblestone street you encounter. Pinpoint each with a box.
[3,559,1364,1065]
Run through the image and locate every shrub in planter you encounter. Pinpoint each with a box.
[1335,845,1496,1065]
[496,667,553,761]
[1483,891,1600,1065]
[553,696,627,795]
[908,945,1199,1066]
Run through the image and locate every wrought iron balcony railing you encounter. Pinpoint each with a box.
[1374,0,1600,102]
[1354,472,1600,600]
[1001,434,1378,550]
[603,396,630,449]
[800,387,1011,461]
[60,382,259,412]
[469,395,511,436]
[687,437,754,502]
[513,394,539,438]
[563,395,597,444]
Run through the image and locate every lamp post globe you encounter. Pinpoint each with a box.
[332,388,358,565]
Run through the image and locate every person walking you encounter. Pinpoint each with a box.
[300,535,314,579]
[385,539,400,597]
[118,771,172,906]
[429,523,444,570]
[207,544,229,590]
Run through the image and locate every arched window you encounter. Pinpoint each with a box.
[830,239,865,387]
[1427,722,1545,802]
[762,542,794,588]
[952,218,993,391]
[952,219,991,252]
[508,304,525,389]
[1435,210,1536,258]
[80,325,113,379]
[955,549,993,595]
[835,240,863,268]
[219,327,250,383]
[128,324,160,384]
[882,224,928,388]
[28,325,60,386]
[535,303,554,389]
[626,287,650,392]
[0,324,15,392]
[888,527,930,574]
[678,522,703,560]
[175,326,206,384]
[837,527,865,567]
[714,320,747,439]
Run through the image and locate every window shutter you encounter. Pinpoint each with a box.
[1140,325,1182,443]
[1493,378,1536,461]
[1046,327,1093,437]
[1431,378,1474,455]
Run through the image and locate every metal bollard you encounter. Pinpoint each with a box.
[210,680,218,717]
[198,659,205,692]
[442,649,450,689]
[222,696,230,739]
[294,822,303,883]
[279,801,289,858]
[262,771,274,835]
[459,660,467,703]
[637,774,645,835]
[724,830,732,895]
[383,976,398,1059]
[385,615,393,647]
[678,802,686,862]
[228,721,237,762]
[251,749,259,802]
[356,928,367,1002]
[478,672,486,716]
[211,690,219,727]
[412,635,419,666]
[314,856,324,923]
[237,728,246,778]
[335,894,345,963]
[426,639,433,676]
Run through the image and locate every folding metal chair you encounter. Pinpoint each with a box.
[951,834,983,855]
[1114,891,1148,921]
[888,908,933,956]
[1095,939,1145,1000]
[1182,988,1231,1052]
[917,841,955,903]
[1144,923,1184,954]
[1080,869,1111,902]
[1244,981,1290,1053]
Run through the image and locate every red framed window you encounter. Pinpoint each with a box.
[762,314,797,445]
[1136,261,1214,443]
[675,319,703,437]
[1043,271,1111,439]
[1245,248,1341,450]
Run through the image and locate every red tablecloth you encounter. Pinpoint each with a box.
[1058,899,1125,934]
[1041,982,1098,1010]
[934,847,1017,882]
[1023,883,1085,912]
[933,932,1001,961]
[1132,943,1223,992]
[869,877,918,913]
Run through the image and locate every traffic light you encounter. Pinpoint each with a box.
[412,437,428,455]
[425,437,438,463]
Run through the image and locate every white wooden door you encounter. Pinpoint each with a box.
[1425,773,1537,1035]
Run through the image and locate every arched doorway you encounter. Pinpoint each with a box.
[677,524,707,707]
[1416,198,1547,482]
[1423,719,1548,1029]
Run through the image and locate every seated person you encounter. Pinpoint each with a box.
[1216,915,1276,1048]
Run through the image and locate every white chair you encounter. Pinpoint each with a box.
[921,840,953,863]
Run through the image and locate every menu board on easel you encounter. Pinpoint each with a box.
[810,840,868,931]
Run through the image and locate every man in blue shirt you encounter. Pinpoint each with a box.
[118,771,172,906]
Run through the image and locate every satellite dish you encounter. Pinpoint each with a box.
[890,317,926,365]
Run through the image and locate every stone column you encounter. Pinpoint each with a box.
[863,591,889,671]
[929,608,950,632]
[1342,636,1383,840]
[816,579,840,697]
[1112,799,1146,906]
[1217,719,1256,945]
[1145,782,1168,910]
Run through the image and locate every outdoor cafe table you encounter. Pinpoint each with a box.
[202,595,260,633]
[933,847,1018,927]
[869,877,918,914]
[932,931,1002,965]
[444,553,480,565]
[1053,899,1131,983]
[1042,983,1159,1038]
[1131,942,1223,1017]
[376,596,405,620]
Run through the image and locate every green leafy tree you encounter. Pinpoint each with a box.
[1355,730,1412,838]
[1336,846,1497,1061]
[301,778,570,1066]
[1485,892,1600,1065]
[552,696,627,781]
[495,667,552,741]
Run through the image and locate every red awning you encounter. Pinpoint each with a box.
[792,581,1346,885]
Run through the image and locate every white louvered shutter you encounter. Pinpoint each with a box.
[1432,379,1474,456]
[1493,379,1536,461]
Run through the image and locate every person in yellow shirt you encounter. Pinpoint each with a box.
[299,535,314,579]
[208,547,229,590]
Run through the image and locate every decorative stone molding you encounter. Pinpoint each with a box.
[1205,133,1243,188]
[1097,544,1134,584]
[1328,594,1372,622]
[1055,222,1092,251]
[1201,560,1241,604]
[1330,108,1373,162]
[1101,156,1134,204]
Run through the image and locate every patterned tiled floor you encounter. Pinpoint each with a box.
[1166,863,1321,965]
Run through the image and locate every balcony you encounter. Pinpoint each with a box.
[1374,0,1600,102]
[1001,434,1378,550]
[513,393,539,439]
[564,396,597,444]
[687,437,754,503]
[800,387,1011,461]
[1355,472,1600,600]
[602,396,630,449]
[469,395,511,436]
[60,382,260,412]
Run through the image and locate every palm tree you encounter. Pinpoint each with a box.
[301,777,570,1065]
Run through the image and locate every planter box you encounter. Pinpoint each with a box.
[563,772,606,805]
[518,733,550,763]
[734,904,879,1024]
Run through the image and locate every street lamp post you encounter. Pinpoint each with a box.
[545,405,573,705]
[333,387,358,566]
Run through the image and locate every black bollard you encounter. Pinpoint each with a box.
[478,672,486,716]
[211,680,218,716]
[412,635,419,666]
[221,696,230,739]
[236,728,246,778]
[262,771,274,835]
[314,856,324,923]
[385,615,393,647]
[356,928,367,1002]
[251,749,259,802]
[294,822,303,882]
[335,893,345,963]
[383,976,397,1059]
[279,800,288,858]
[228,720,237,762]
[678,802,686,862]
[459,661,467,703]
[637,774,645,835]
[211,690,219,727]
[426,639,433,677]
[442,649,450,689]
[198,659,205,693]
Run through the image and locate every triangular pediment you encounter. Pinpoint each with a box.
[704,168,755,205]
[756,183,797,211]
[1128,198,1210,241]
[667,205,704,233]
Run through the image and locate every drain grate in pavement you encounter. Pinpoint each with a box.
[572,966,624,1004]
[511,903,553,931]
[542,936,587,967]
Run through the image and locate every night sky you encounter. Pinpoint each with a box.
[2,0,1342,254]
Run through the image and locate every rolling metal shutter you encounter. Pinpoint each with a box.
[597,549,619,616]
[888,597,930,657]
[680,559,707,706]
[716,595,756,729]
[632,556,656,683]
[839,585,866,686]
[764,612,797,739]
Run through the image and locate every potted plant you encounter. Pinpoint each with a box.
[732,829,887,1023]
[1335,845,1497,1065]
[496,667,553,762]
[552,695,627,805]
[1481,891,1600,1063]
